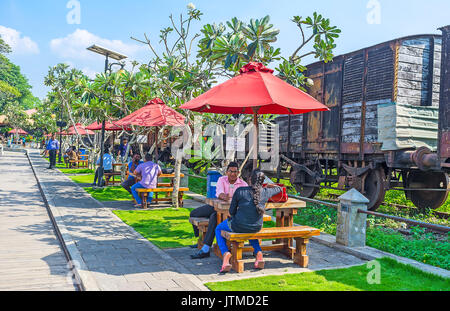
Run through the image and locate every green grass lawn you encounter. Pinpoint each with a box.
[69,174,95,184]
[205,257,450,291]
[112,208,276,249]
[59,168,94,174]
[112,208,198,249]
[84,186,133,201]
[188,176,207,196]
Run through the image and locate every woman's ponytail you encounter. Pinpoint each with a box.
[250,170,266,215]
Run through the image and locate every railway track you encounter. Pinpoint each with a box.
[314,193,450,220]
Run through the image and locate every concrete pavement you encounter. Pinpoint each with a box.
[0,151,76,291]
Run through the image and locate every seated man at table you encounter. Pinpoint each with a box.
[131,153,162,208]
[68,146,79,168]
[215,169,282,273]
[189,162,248,259]
[93,148,116,186]
[121,153,144,194]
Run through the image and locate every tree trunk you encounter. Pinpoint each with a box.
[171,149,182,208]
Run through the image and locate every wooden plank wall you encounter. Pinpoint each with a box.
[277,115,303,153]
[341,45,394,144]
[397,37,442,107]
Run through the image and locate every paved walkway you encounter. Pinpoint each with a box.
[27,149,207,291]
[0,151,76,291]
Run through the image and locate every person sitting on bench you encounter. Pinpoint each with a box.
[68,146,79,168]
[131,153,162,208]
[215,169,282,274]
[121,153,143,194]
[93,148,116,186]
[189,162,248,259]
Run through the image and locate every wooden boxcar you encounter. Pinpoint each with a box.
[273,29,450,211]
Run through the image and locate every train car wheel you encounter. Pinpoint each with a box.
[405,171,449,211]
[290,170,319,198]
[364,168,386,211]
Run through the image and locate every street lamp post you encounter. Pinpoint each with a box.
[87,45,127,187]
[57,105,64,164]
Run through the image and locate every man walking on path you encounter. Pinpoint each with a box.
[131,153,162,208]
[46,134,59,169]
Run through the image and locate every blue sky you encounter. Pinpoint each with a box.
[1,0,449,100]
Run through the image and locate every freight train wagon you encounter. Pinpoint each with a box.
[273,26,450,211]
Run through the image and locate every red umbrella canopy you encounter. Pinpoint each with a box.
[66,123,95,136]
[115,98,186,127]
[8,128,28,135]
[86,121,131,132]
[180,62,329,115]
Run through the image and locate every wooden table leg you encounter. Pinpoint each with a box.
[141,193,148,209]
[231,241,244,273]
[294,238,309,267]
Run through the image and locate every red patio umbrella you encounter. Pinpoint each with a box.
[180,62,330,169]
[8,128,28,135]
[115,98,186,127]
[66,123,95,136]
[86,121,131,132]
[115,98,186,160]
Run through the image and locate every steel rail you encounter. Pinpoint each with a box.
[288,194,450,233]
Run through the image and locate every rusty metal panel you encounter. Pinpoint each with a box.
[341,142,383,154]
[303,60,343,154]
[440,131,450,158]
[321,67,343,152]
[439,25,450,159]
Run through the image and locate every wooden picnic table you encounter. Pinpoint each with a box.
[135,173,187,207]
[205,197,306,258]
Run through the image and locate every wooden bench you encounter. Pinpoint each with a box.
[67,155,89,169]
[221,226,320,273]
[189,214,273,249]
[136,187,189,208]
[104,172,122,186]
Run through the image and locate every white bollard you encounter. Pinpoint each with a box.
[336,188,370,247]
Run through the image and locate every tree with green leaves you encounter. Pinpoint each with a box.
[3,101,29,140]
[0,35,38,112]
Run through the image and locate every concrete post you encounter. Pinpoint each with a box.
[336,188,370,247]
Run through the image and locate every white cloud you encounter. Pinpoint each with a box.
[0,25,39,55]
[50,29,144,61]
[81,67,99,79]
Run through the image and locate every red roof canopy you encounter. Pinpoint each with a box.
[180,62,329,115]
[115,98,186,127]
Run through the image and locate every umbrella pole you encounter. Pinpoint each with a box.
[253,112,259,170]
[155,127,159,163]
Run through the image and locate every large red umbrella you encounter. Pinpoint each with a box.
[66,123,95,136]
[8,128,28,135]
[115,98,186,160]
[180,62,330,168]
[115,98,185,127]
[86,121,131,132]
